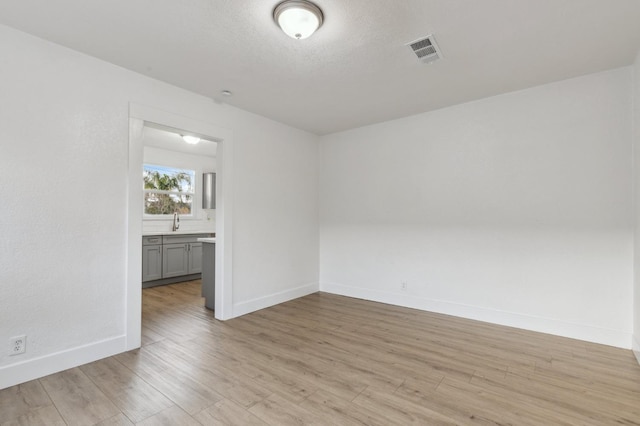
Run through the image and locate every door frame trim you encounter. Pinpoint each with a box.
[126,103,234,350]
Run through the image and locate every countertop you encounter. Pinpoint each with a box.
[142,231,214,236]
[197,237,216,243]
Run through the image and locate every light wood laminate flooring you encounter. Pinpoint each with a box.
[2,280,640,425]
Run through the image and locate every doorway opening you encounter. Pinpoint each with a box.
[126,103,234,351]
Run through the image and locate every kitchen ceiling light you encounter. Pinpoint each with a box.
[273,0,323,40]
[182,135,201,145]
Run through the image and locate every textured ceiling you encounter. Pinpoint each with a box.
[2,0,640,135]
[143,125,217,158]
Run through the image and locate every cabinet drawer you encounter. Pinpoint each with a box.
[142,236,162,246]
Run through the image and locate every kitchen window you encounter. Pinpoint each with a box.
[143,164,195,216]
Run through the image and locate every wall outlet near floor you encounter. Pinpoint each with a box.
[401,282,408,291]
[9,335,26,355]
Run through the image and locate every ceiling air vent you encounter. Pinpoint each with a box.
[407,35,442,64]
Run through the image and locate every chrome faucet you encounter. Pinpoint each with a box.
[172,212,180,232]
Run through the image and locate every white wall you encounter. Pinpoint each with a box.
[142,146,216,234]
[320,68,634,348]
[0,24,319,388]
[229,111,320,313]
[633,51,640,363]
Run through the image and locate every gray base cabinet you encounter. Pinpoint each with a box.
[163,243,190,278]
[142,233,208,285]
[142,245,163,282]
[142,236,163,282]
[189,243,203,274]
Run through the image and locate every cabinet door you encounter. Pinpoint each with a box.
[188,242,203,274]
[142,245,162,282]
[163,243,189,278]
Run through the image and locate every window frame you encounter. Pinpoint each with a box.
[143,163,196,219]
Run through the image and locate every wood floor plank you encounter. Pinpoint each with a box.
[113,348,171,377]
[0,381,53,424]
[472,368,640,424]
[432,376,557,425]
[135,405,200,426]
[248,392,326,426]
[0,405,66,426]
[143,339,270,409]
[235,313,405,393]
[394,377,512,425]
[93,413,135,426]
[122,351,225,415]
[298,389,395,426]
[218,323,369,401]
[352,387,459,425]
[177,336,320,404]
[79,357,173,423]
[140,326,165,347]
[39,368,120,426]
[194,398,269,426]
[6,280,640,425]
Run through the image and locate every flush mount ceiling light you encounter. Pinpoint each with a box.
[181,135,201,145]
[273,0,323,40]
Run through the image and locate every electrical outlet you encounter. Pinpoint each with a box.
[9,335,26,356]
[401,282,408,291]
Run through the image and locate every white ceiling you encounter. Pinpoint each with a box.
[143,124,217,158]
[2,0,640,135]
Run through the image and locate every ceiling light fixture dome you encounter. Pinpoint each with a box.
[273,0,323,40]
[181,135,201,145]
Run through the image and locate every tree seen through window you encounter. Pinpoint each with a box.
[143,164,195,215]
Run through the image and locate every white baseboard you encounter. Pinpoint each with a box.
[233,282,319,318]
[633,335,640,366]
[0,335,127,390]
[320,282,631,349]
